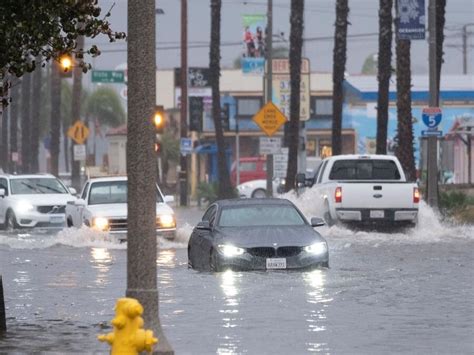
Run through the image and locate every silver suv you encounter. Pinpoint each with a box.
[0,174,77,230]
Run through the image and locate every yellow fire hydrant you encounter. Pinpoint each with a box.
[98,298,158,354]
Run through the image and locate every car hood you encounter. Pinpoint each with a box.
[213,225,325,248]
[87,203,174,218]
[10,194,76,206]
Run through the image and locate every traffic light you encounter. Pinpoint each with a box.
[153,105,165,134]
[59,54,73,78]
[221,103,230,131]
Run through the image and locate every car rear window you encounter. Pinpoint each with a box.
[329,159,401,180]
[218,205,306,227]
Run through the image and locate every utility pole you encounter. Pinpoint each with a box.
[462,23,474,74]
[179,0,188,206]
[427,0,439,208]
[265,0,273,197]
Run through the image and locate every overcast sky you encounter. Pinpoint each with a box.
[89,0,474,76]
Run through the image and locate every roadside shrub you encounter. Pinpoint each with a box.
[439,190,468,214]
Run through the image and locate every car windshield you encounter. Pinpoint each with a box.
[329,159,401,180]
[10,178,68,195]
[218,205,306,227]
[88,181,163,205]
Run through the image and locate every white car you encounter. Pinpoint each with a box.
[0,174,77,230]
[65,176,177,240]
[237,178,285,198]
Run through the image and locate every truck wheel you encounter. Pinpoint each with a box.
[209,249,221,272]
[251,189,266,198]
[323,204,335,227]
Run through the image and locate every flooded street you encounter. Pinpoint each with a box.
[0,201,473,354]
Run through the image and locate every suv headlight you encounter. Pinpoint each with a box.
[158,214,176,228]
[218,244,245,257]
[17,200,34,213]
[304,242,327,255]
[93,217,109,231]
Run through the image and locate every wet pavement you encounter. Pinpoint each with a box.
[0,200,473,354]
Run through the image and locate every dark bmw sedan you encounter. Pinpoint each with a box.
[188,198,329,271]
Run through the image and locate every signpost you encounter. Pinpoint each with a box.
[252,102,287,137]
[180,137,193,155]
[422,107,442,129]
[73,144,87,161]
[91,70,125,83]
[67,121,90,145]
[273,147,289,178]
[259,137,281,155]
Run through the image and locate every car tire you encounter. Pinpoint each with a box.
[323,203,335,227]
[5,210,19,231]
[187,246,193,269]
[251,189,267,198]
[209,249,221,272]
[67,217,73,228]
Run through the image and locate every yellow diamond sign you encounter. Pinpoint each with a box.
[67,120,90,145]
[252,102,288,137]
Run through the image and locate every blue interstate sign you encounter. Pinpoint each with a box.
[422,107,442,128]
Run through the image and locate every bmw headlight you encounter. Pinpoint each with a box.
[304,242,327,255]
[16,200,34,213]
[158,214,176,228]
[218,244,245,257]
[92,217,109,231]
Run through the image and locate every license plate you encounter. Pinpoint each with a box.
[370,210,385,218]
[266,258,286,269]
[49,216,64,224]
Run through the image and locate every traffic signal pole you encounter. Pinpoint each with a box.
[179,0,188,206]
[427,0,439,208]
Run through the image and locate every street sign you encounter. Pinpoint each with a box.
[180,138,193,155]
[91,70,125,83]
[422,130,443,137]
[67,121,90,145]
[422,107,442,129]
[273,152,289,178]
[73,144,87,161]
[253,102,288,137]
[259,137,281,155]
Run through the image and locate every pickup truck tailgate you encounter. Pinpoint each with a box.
[339,183,416,209]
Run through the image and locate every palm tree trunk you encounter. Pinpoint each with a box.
[376,0,393,154]
[285,0,304,192]
[71,35,84,190]
[30,55,42,173]
[210,0,234,199]
[332,0,349,156]
[395,39,416,181]
[9,79,20,173]
[436,0,446,92]
[50,61,61,176]
[21,72,32,173]
[0,74,8,172]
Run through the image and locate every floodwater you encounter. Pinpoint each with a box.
[0,194,473,354]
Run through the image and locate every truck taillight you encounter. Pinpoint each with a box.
[335,187,342,203]
[413,187,420,203]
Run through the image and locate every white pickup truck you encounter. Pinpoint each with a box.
[305,155,420,227]
[65,176,177,239]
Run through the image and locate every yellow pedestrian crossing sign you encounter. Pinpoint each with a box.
[67,120,90,145]
[252,102,288,137]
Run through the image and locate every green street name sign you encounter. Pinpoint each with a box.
[91,70,125,83]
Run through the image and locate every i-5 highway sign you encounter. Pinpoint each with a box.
[422,107,442,129]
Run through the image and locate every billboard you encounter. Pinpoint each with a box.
[241,14,266,75]
[397,0,426,40]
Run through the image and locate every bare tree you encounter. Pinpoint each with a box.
[50,61,61,176]
[210,0,234,199]
[331,0,349,156]
[30,55,42,173]
[285,0,305,192]
[376,0,393,154]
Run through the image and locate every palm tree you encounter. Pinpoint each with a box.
[331,0,349,156]
[376,0,393,155]
[210,0,234,199]
[50,60,61,176]
[395,6,416,181]
[85,87,125,127]
[30,55,42,173]
[284,0,305,192]
[9,78,20,173]
[436,0,446,91]
[20,71,32,173]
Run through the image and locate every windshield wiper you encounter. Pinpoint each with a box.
[21,181,45,193]
[36,183,63,193]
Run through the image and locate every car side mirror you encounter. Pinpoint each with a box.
[68,187,77,195]
[196,221,211,230]
[164,195,175,203]
[311,217,325,227]
[0,188,5,198]
[75,199,86,207]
